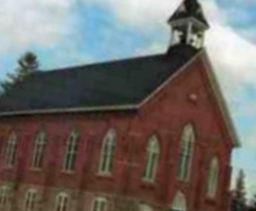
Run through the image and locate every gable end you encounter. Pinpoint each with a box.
[200,50,240,148]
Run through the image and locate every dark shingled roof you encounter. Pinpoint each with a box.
[168,0,209,28]
[0,45,198,114]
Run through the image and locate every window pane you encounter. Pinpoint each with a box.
[177,124,195,181]
[99,130,116,174]
[24,190,37,211]
[32,132,46,168]
[207,157,219,197]
[55,194,69,211]
[63,131,79,171]
[0,187,9,207]
[93,198,107,211]
[143,136,160,181]
[171,191,187,211]
[5,133,17,166]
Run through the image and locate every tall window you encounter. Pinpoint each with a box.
[54,193,69,211]
[5,132,18,167]
[99,129,116,175]
[0,186,10,208]
[24,189,37,211]
[32,131,46,168]
[206,157,219,198]
[177,124,195,181]
[143,135,160,182]
[63,131,79,171]
[171,191,187,211]
[92,197,107,211]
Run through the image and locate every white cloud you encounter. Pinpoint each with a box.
[82,0,256,81]
[0,0,255,196]
[84,0,180,28]
[0,0,76,53]
[85,0,256,94]
[206,24,256,95]
[81,0,256,197]
[81,0,256,120]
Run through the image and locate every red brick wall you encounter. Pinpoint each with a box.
[0,54,234,211]
[134,55,234,210]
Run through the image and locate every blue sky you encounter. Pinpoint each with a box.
[0,0,255,199]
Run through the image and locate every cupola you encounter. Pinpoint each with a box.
[168,0,209,49]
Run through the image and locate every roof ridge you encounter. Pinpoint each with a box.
[36,53,164,75]
[0,45,198,115]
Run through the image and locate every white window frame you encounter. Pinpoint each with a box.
[63,131,79,172]
[98,129,116,175]
[32,131,46,169]
[177,124,195,181]
[171,191,187,211]
[0,186,10,208]
[139,203,153,211]
[5,132,18,167]
[91,197,107,211]
[24,189,38,211]
[206,157,219,198]
[54,192,69,211]
[143,135,160,182]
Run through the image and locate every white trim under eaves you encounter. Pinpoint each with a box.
[139,50,203,107]
[0,51,202,117]
[139,48,240,148]
[0,104,139,117]
[200,50,240,148]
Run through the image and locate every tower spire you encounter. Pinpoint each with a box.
[168,0,209,49]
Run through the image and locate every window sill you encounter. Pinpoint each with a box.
[96,172,113,178]
[177,177,190,183]
[61,170,75,175]
[141,179,156,189]
[205,196,217,204]
[3,165,14,170]
[30,167,43,172]
[142,178,155,184]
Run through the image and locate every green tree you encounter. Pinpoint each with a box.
[236,170,246,204]
[249,194,256,211]
[1,51,39,93]
[232,169,247,211]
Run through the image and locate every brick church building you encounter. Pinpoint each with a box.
[0,0,239,211]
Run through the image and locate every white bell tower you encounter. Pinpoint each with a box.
[168,0,209,49]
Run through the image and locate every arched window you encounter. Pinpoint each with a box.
[63,131,79,171]
[143,135,160,182]
[139,203,153,211]
[54,193,69,211]
[170,191,187,211]
[24,189,38,211]
[32,131,46,168]
[206,157,219,198]
[92,197,107,211]
[177,124,195,181]
[98,129,116,175]
[0,186,10,208]
[5,132,18,167]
